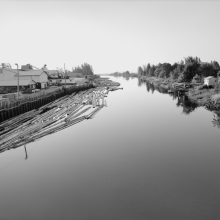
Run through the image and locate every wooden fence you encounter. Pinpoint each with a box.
[0,84,93,123]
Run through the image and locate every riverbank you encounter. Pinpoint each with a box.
[111,73,220,110]
[0,78,121,152]
[138,75,220,108]
[0,77,121,123]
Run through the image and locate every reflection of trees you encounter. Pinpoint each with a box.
[144,81,197,115]
[174,95,198,115]
[182,100,198,115]
[138,78,144,87]
[168,91,178,100]
[145,81,155,93]
[145,80,168,94]
[146,81,150,92]
[154,86,168,94]
[212,112,220,128]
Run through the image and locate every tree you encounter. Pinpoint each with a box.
[197,63,216,78]
[137,66,144,75]
[154,63,162,77]
[184,56,201,65]
[170,63,184,81]
[178,57,201,82]
[214,70,220,93]
[143,63,151,76]
[149,65,156,76]
[72,63,94,75]
[158,63,172,78]
[211,61,220,74]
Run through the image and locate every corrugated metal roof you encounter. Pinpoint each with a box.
[68,72,84,77]
[18,70,46,76]
[2,69,17,74]
[48,70,59,75]
[0,80,36,86]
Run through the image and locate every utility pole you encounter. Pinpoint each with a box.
[15,63,19,101]
[64,63,66,88]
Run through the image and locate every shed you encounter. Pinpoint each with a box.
[192,74,202,83]
[18,70,48,89]
[0,79,36,87]
[204,76,217,86]
[67,72,84,78]
[48,70,63,79]
[0,80,36,94]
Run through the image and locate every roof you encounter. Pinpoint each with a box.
[67,72,84,77]
[0,80,36,86]
[2,68,17,75]
[204,76,216,79]
[19,70,48,76]
[47,70,59,75]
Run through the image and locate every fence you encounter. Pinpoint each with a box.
[0,84,93,123]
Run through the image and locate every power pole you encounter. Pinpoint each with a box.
[15,63,19,101]
[64,63,66,88]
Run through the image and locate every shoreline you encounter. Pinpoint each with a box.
[109,73,220,111]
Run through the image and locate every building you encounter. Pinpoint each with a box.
[0,68,18,80]
[204,76,217,86]
[60,79,77,85]
[0,79,36,88]
[192,74,202,83]
[18,70,48,89]
[0,64,49,89]
[0,79,36,94]
[48,70,63,79]
[67,72,84,78]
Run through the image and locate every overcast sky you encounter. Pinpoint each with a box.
[1,1,220,74]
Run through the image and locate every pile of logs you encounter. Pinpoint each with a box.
[0,84,120,153]
[94,79,120,87]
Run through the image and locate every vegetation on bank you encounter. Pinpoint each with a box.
[110,56,220,107]
[137,56,220,83]
[57,63,94,78]
[110,71,137,78]
[72,63,94,75]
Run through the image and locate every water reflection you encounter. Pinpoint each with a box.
[24,145,28,160]
[212,111,220,128]
[144,79,199,115]
[145,80,167,94]
[176,95,198,115]
[138,78,144,87]
[1,76,220,220]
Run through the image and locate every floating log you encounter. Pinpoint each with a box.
[0,78,121,152]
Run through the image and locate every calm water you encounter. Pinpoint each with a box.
[1,76,220,220]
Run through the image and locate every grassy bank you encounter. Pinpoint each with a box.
[139,75,219,106]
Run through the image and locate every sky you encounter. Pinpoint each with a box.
[1,1,220,74]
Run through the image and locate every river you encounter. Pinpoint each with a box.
[0,76,220,220]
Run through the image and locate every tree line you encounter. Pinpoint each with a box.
[72,63,94,75]
[137,56,220,82]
